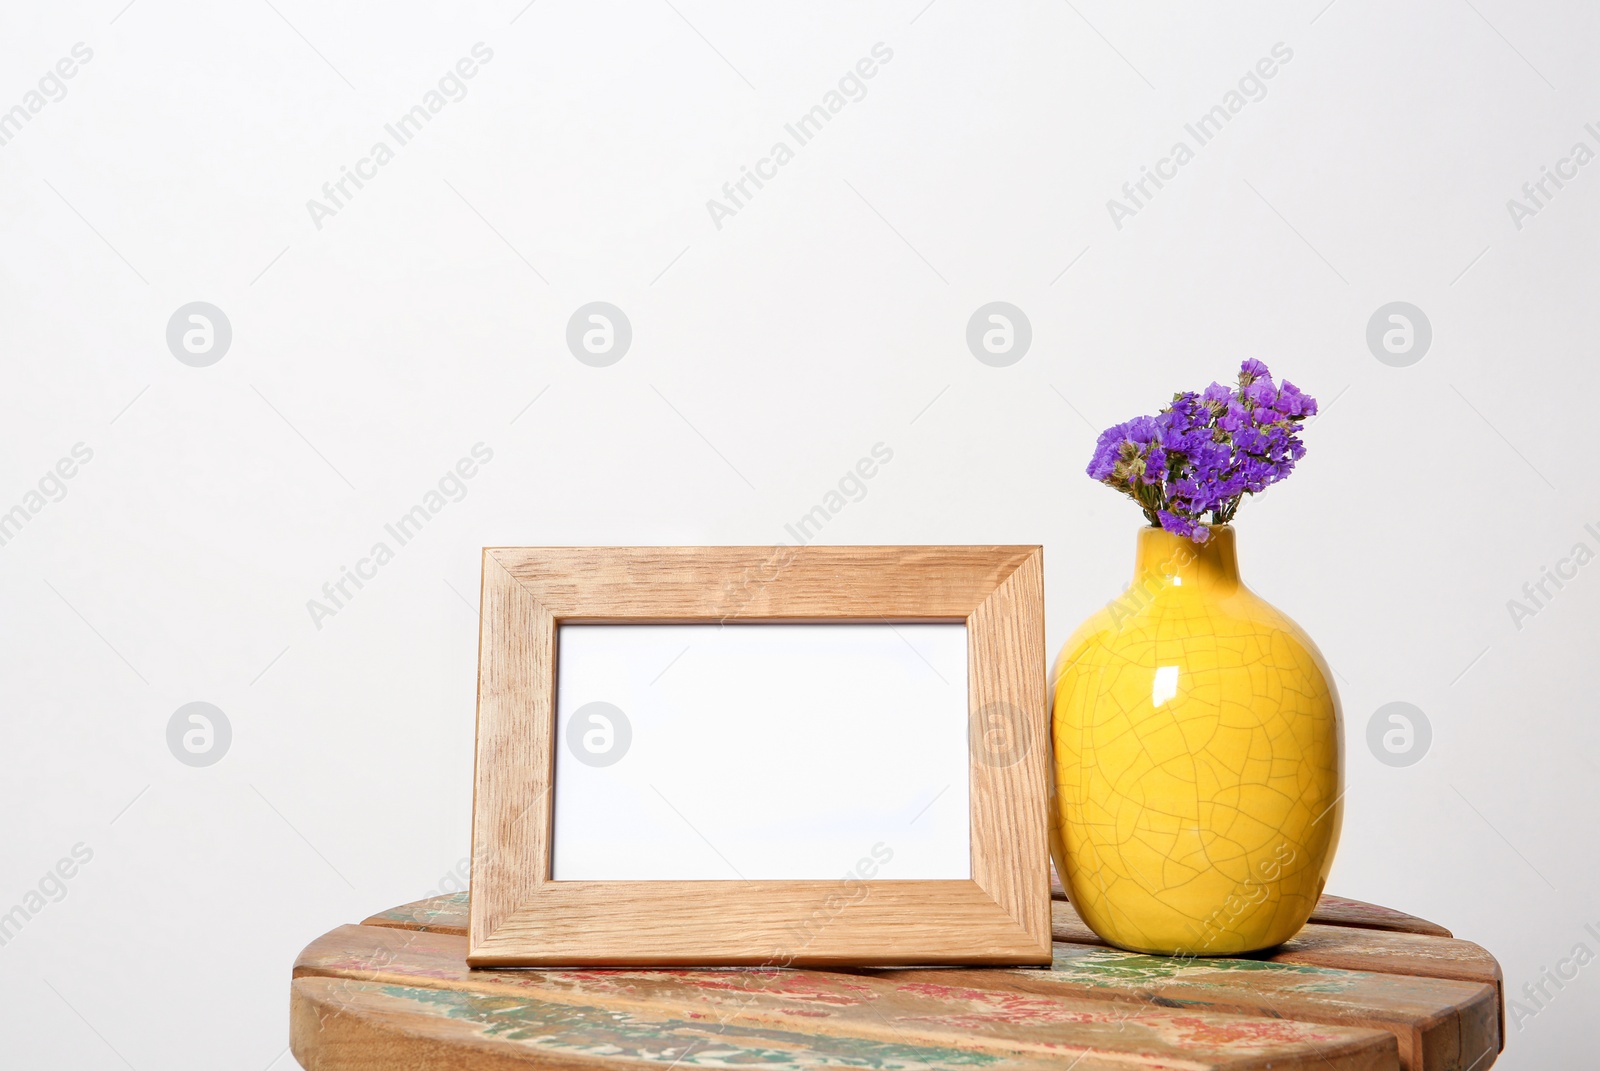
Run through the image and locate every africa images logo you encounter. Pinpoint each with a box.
[705,42,894,230]
[305,43,495,230]
[1105,42,1293,230]
[0,43,94,150]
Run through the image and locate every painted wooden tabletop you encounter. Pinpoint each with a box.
[290,884,1501,1071]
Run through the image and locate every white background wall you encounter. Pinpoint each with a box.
[2,1,1595,1066]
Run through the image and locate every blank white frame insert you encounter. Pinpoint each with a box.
[551,622,971,882]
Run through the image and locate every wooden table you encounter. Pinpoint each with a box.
[290,884,1502,1071]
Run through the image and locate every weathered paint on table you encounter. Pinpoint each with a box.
[291,892,1502,1071]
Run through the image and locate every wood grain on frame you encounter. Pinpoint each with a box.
[469,546,1049,968]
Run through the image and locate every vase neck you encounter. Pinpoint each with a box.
[1132,525,1241,595]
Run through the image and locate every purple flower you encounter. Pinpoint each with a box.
[1238,359,1270,383]
[1087,416,1161,481]
[1084,360,1316,542]
[1278,380,1317,418]
[1157,509,1209,542]
[1243,379,1280,409]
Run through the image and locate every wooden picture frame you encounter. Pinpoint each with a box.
[468,545,1049,967]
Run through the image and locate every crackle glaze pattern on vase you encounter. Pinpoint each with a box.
[1050,525,1343,956]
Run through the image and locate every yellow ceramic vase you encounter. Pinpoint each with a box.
[1050,525,1343,956]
